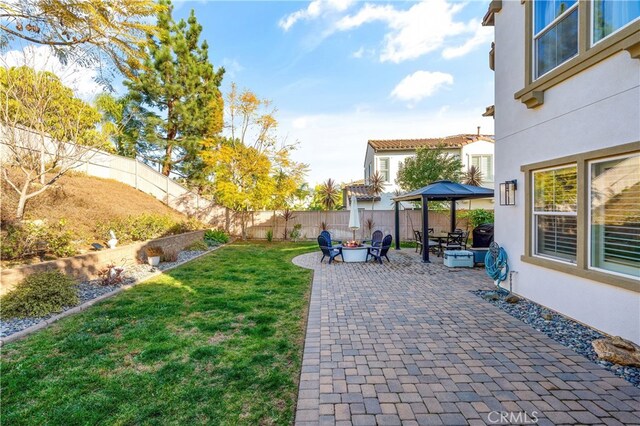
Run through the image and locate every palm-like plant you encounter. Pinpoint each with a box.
[368,172,386,222]
[318,178,341,210]
[463,165,484,228]
[463,165,484,187]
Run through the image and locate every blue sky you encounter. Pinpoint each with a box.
[2,0,495,186]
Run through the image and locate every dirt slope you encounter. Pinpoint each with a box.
[1,171,188,240]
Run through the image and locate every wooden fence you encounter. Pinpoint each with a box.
[221,210,469,242]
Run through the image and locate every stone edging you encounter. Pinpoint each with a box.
[291,253,323,425]
[0,242,230,347]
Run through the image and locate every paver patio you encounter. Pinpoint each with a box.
[293,250,640,426]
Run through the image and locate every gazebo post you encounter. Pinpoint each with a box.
[422,195,430,263]
[450,199,456,233]
[394,201,400,250]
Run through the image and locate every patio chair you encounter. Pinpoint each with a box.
[438,231,465,256]
[320,230,342,247]
[414,230,423,254]
[367,234,392,264]
[318,235,343,264]
[364,230,383,246]
[459,230,469,249]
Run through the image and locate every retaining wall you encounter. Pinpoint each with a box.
[0,230,205,296]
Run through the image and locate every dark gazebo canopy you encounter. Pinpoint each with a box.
[392,180,494,263]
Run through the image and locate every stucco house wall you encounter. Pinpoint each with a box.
[492,1,640,343]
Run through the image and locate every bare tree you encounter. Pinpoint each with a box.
[1,63,100,220]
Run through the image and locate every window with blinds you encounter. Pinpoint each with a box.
[378,157,390,182]
[533,165,578,262]
[471,155,494,182]
[590,154,640,278]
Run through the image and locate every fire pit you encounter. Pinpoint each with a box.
[343,241,362,248]
[341,242,370,262]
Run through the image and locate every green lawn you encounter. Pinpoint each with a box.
[1,241,316,425]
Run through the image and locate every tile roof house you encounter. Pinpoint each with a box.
[486,0,639,342]
[343,132,495,210]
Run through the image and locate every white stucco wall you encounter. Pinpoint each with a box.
[493,1,640,343]
[461,140,495,188]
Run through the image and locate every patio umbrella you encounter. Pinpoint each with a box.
[348,195,360,241]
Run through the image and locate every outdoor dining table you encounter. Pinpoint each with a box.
[429,234,449,245]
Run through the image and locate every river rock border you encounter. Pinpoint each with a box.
[473,289,640,388]
[0,242,229,347]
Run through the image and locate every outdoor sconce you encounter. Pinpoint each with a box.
[499,180,517,206]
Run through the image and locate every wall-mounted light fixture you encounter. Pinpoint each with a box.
[499,180,517,206]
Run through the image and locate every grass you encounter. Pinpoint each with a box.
[1,241,317,425]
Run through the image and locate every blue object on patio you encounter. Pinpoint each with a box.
[485,242,509,283]
[469,248,489,265]
[367,234,392,264]
[318,235,343,264]
[320,230,342,247]
[364,230,383,246]
[443,250,474,268]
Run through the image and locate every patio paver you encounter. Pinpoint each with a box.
[293,250,640,425]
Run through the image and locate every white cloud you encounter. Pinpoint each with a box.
[391,71,453,103]
[222,57,244,79]
[351,46,375,59]
[0,45,100,102]
[293,117,312,129]
[337,0,471,63]
[280,106,494,185]
[279,0,354,31]
[442,20,493,59]
[284,0,487,62]
[352,47,365,58]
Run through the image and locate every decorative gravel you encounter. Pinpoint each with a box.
[0,249,214,339]
[473,289,640,388]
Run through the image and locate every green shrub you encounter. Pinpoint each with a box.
[289,224,302,241]
[0,220,76,261]
[0,271,78,319]
[185,240,208,251]
[464,209,495,228]
[95,213,205,244]
[266,229,273,242]
[45,220,76,258]
[204,229,229,246]
[168,217,206,235]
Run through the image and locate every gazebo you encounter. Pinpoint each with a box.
[392,180,494,263]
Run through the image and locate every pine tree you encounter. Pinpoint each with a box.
[124,0,224,176]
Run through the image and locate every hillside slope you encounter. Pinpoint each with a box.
[1,171,190,241]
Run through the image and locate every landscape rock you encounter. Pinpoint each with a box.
[592,337,640,367]
[473,289,640,388]
[483,292,499,301]
[542,312,553,321]
[505,294,520,304]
